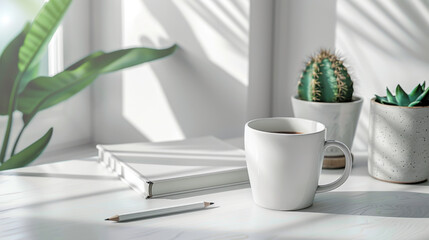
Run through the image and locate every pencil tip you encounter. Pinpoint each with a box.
[105,218,110,221]
[209,202,214,205]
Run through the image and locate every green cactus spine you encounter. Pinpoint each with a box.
[298,49,353,102]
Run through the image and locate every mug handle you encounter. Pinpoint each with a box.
[316,140,352,193]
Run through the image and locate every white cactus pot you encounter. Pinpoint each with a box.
[368,99,429,183]
[291,96,363,168]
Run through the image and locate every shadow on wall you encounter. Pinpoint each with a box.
[122,0,249,141]
[183,0,248,56]
[96,71,151,144]
[336,0,429,153]
[149,48,247,140]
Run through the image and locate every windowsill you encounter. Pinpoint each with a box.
[28,137,244,167]
[31,143,98,166]
[30,137,366,167]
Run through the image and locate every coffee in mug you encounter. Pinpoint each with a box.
[245,117,352,210]
[268,131,303,134]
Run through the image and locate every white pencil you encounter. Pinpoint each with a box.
[105,201,214,222]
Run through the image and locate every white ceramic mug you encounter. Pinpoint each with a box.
[245,117,352,210]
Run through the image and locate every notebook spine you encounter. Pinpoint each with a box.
[97,146,152,198]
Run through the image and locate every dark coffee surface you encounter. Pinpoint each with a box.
[269,131,303,134]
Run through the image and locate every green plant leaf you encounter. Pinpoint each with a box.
[19,62,40,93]
[375,94,384,103]
[18,0,71,73]
[423,81,426,90]
[20,73,98,125]
[409,101,421,107]
[17,45,177,123]
[0,128,53,171]
[89,46,177,74]
[65,51,104,71]
[409,87,429,107]
[0,23,30,115]
[386,87,397,105]
[395,85,410,106]
[408,84,424,102]
[375,95,395,105]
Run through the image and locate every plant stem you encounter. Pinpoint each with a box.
[0,72,23,163]
[10,123,28,157]
[0,115,13,163]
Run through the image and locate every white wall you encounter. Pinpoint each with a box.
[90,0,140,144]
[92,0,250,144]
[246,0,274,120]
[271,0,337,117]
[336,0,429,152]
[90,0,340,145]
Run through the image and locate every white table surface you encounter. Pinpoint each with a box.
[2,154,429,240]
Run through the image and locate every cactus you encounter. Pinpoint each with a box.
[375,82,429,107]
[298,49,353,102]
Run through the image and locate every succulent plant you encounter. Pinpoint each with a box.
[298,49,353,102]
[375,82,429,107]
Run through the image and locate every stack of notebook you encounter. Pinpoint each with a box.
[97,137,248,198]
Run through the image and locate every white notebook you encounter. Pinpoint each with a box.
[97,137,248,198]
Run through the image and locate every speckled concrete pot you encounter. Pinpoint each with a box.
[368,99,429,183]
[291,96,363,168]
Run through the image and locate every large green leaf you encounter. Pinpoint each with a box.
[20,73,98,124]
[91,47,177,74]
[0,24,30,115]
[0,128,53,171]
[65,51,104,71]
[18,0,71,73]
[19,62,40,93]
[17,45,177,123]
